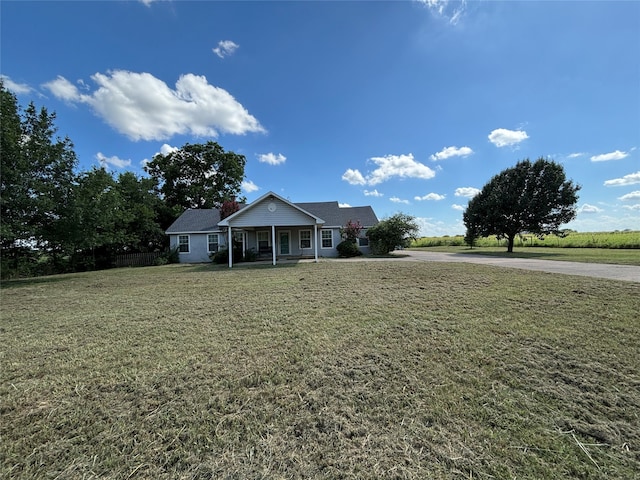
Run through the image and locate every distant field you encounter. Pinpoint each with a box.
[2,261,639,479]
[413,231,640,249]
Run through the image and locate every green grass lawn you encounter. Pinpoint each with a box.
[2,261,639,479]
[409,246,640,265]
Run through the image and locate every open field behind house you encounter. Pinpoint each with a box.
[2,261,639,479]
[413,231,640,250]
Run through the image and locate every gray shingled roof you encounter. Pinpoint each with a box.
[296,202,378,227]
[166,201,378,233]
[165,209,222,233]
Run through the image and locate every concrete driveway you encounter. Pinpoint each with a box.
[392,250,640,283]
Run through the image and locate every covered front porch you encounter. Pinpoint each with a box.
[218,192,326,268]
[227,224,322,267]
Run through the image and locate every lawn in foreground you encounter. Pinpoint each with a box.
[1,261,639,479]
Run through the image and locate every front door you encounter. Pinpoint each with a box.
[279,231,290,255]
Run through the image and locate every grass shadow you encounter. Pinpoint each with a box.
[0,274,81,290]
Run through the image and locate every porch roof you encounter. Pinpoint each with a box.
[218,191,325,227]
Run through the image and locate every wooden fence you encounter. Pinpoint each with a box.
[114,252,162,268]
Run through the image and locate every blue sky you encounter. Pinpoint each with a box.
[2,0,639,235]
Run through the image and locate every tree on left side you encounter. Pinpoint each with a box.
[1,82,77,275]
[463,158,580,252]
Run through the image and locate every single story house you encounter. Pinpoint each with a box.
[166,191,379,267]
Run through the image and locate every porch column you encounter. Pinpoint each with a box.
[228,227,233,268]
[314,224,318,263]
[271,225,276,266]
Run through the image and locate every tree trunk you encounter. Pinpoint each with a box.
[507,234,515,253]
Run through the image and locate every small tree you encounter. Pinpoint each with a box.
[220,198,241,220]
[340,220,363,243]
[463,158,580,253]
[366,213,419,255]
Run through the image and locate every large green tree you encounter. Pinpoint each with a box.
[1,82,77,273]
[463,158,580,252]
[115,171,165,252]
[366,213,419,255]
[144,141,246,223]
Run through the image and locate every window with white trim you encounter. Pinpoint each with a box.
[178,235,189,253]
[300,230,311,249]
[208,234,219,253]
[321,229,333,248]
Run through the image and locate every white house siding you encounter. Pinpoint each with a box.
[228,197,319,228]
[170,233,227,263]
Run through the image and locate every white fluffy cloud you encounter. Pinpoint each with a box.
[159,143,178,155]
[604,171,640,187]
[343,154,435,186]
[418,0,467,24]
[622,204,640,211]
[342,169,367,185]
[364,189,383,197]
[488,128,529,147]
[415,193,446,201]
[242,179,260,193]
[257,153,286,165]
[430,146,473,161]
[43,70,264,141]
[579,204,603,214]
[451,204,465,211]
[1,75,32,94]
[213,40,239,59]
[590,150,629,162]
[96,152,131,169]
[454,187,480,198]
[390,197,410,204]
[618,191,640,201]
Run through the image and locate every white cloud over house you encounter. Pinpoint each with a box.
[257,153,286,165]
[242,179,260,193]
[488,128,529,147]
[42,70,265,141]
[618,191,640,201]
[590,150,629,162]
[213,40,239,59]
[417,0,467,25]
[96,152,131,169]
[0,75,32,94]
[415,193,446,201]
[604,171,640,187]
[430,146,473,161]
[364,189,383,197]
[454,187,480,198]
[342,154,435,186]
[390,196,410,204]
